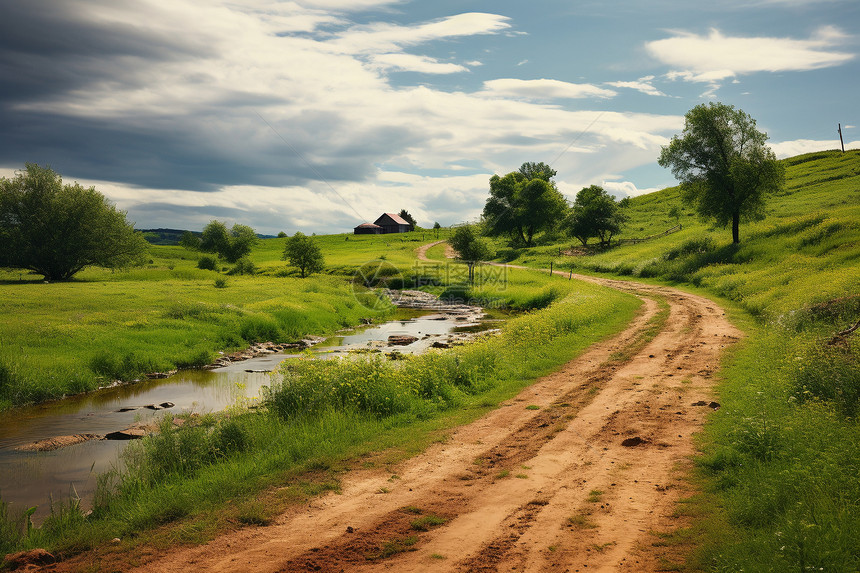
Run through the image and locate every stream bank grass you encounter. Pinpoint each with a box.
[0,228,455,409]
[0,272,391,409]
[0,274,640,560]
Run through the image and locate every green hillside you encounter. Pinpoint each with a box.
[495,150,860,571]
[500,149,860,324]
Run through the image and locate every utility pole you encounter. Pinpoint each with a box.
[838,123,845,153]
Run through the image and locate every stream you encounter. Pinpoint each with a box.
[0,296,498,519]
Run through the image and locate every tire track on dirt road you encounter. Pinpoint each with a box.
[83,244,739,573]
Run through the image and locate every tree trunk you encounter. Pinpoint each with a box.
[516,227,527,246]
[732,210,740,244]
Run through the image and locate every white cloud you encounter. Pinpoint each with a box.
[370,53,468,74]
[600,180,662,199]
[1,1,689,233]
[769,138,859,158]
[331,12,512,54]
[649,26,854,86]
[605,76,668,97]
[482,78,617,100]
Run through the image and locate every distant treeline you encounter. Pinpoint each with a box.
[140,228,276,245]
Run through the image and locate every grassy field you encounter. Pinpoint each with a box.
[0,228,458,410]
[0,263,640,559]
[485,150,860,571]
[0,249,392,410]
[3,151,857,569]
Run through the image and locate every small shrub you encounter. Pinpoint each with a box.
[228,257,256,276]
[89,351,161,381]
[371,535,418,559]
[214,277,228,289]
[197,255,218,270]
[163,302,211,320]
[663,237,715,261]
[239,315,282,343]
[214,419,249,456]
[792,341,860,417]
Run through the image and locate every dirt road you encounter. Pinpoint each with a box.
[414,239,456,262]
[103,247,739,572]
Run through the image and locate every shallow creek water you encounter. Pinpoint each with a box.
[0,305,497,518]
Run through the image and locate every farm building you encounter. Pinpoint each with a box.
[353,213,413,234]
[353,222,383,234]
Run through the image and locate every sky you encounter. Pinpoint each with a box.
[1,0,858,235]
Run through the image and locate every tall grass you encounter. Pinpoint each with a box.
[0,274,640,558]
[693,328,860,572]
[267,280,631,424]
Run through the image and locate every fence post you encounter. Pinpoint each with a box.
[550,262,553,275]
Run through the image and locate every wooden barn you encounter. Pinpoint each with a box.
[354,213,413,234]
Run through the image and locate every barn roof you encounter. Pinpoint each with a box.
[355,222,382,228]
[377,213,410,226]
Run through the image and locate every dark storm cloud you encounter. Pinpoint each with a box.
[0,1,209,59]
[0,108,421,190]
[0,0,211,101]
[0,0,429,192]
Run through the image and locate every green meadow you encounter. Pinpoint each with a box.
[486,150,860,571]
[0,225,641,558]
[0,249,392,410]
[0,228,459,410]
[1,151,858,571]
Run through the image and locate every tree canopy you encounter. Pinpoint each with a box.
[482,162,567,247]
[179,230,201,250]
[658,102,784,244]
[398,209,417,230]
[0,164,148,280]
[200,220,258,263]
[449,224,494,284]
[282,232,325,278]
[517,161,557,182]
[566,185,628,247]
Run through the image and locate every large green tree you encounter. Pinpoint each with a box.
[658,102,784,244]
[200,220,258,263]
[0,164,148,280]
[567,185,628,247]
[449,224,495,284]
[282,232,325,278]
[482,162,567,247]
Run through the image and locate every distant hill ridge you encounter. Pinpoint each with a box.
[139,228,277,245]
